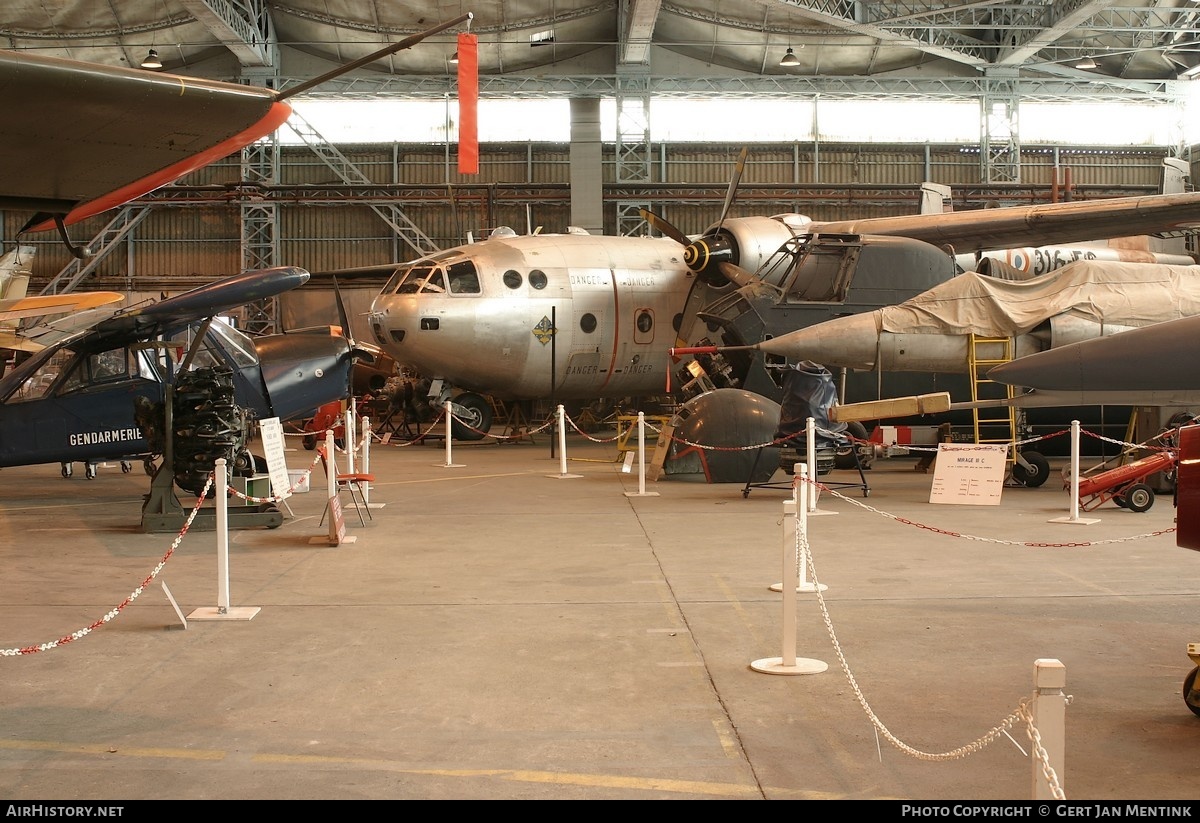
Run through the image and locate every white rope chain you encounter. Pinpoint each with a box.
[800,516,1069,798]
[1,475,215,656]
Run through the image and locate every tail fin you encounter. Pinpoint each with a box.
[0,245,35,331]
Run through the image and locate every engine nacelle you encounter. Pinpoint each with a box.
[684,214,814,284]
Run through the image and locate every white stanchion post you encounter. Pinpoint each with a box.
[187,459,260,621]
[771,464,827,593]
[1051,420,1099,524]
[345,408,356,474]
[781,499,798,668]
[438,400,464,468]
[549,404,582,479]
[751,467,828,676]
[361,417,372,506]
[326,429,337,500]
[215,458,230,613]
[806,417,835,516]
[624,411,659,497]
[1032,659,1068,800]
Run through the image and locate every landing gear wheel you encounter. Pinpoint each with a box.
[451,392,493,441]
[121,461,132,473]
[61,463,72,478]
[835,421,870,470]
[302,434,316,450]
[1123,482,1155,513]
[1011,450,1051,487]
[1183,666,1200,717]
[85,463,97,480]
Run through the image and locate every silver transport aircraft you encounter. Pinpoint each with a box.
[362,166,1200,442]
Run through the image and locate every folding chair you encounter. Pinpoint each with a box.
[317,444,375,527]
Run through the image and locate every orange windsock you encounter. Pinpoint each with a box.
[457,33,479,175]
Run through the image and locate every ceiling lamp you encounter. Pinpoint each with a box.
[779,47,800,68]
[140,49,162,69]
[1075,55,1097,70]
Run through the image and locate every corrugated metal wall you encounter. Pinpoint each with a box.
[4,140,1181,294]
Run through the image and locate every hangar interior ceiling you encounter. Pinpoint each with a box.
[5,1,1200,321]
[3,1,1198,101]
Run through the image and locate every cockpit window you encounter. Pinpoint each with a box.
[12,344,158,403]
[165,320,257,371]
[420,269,446,294]
[88,348,131,382]
[392,263,436,294]
[446,260,480,294]
[206,320,259,369]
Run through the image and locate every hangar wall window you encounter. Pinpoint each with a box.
[290,97,1183,146]
[580,313,597,334]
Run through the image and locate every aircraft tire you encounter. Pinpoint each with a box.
[1123,482,1155,513]
[834,421,870,470]
[1184,666,1200,717]
[451,393,493,441]
[1011,450,1050,487]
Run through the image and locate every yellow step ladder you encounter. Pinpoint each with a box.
[968,334,1018,475]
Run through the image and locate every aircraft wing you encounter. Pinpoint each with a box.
[86,266,311,344]
[812,192,1200,254]
[0,16,469,237]
[0,291,124,323]
[0,50,291,233]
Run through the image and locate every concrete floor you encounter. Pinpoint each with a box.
[1,427,1198,800]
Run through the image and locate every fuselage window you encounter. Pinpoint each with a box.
[446,260,481,294]
[580,313,598,334]
[529,270,548,290]
[88,347,130,382]
[634,309,654,344]
[502,270,523,290]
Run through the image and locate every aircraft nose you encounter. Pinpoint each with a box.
[254,330,354,422]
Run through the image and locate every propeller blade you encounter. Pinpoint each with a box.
[716,146,749,228]
[638,208,690,246]
[718,260,760,288]
[332,276,355,345]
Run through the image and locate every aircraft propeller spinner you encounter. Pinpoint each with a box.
[640,147,753,287]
